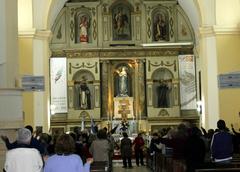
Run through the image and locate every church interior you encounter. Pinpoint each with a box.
[0,0,240,170]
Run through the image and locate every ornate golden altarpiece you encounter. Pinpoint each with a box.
[49,0,199,134]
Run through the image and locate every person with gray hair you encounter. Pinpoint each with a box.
[1,125,44,154]
[17,128,32,145]
[4,128,43,172]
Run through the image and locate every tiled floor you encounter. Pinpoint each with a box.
[113,166,151,172]
[112,159,151,172]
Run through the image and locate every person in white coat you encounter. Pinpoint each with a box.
[4,128,43,172]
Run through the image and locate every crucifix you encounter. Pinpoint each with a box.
[118,99,130,122]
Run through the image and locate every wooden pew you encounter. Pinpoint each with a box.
[195,168,240,172]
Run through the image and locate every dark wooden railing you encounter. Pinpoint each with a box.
[148,152,240,172]
[147,152,186,172]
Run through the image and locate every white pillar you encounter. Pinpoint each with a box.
[0,0,19,88]
[199,28,220,129]
[32,32,51,132]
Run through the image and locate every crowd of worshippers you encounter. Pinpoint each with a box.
[1,119,240,172]
[1,125,145,172]
[149,119,240,172]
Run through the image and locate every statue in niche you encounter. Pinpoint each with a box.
[75,77,91,109]
[118,66,128,96]
[157,80,171,108]
[79,15,89,42]
[153,13,168,41]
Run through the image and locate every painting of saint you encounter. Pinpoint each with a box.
[112,6,131,40]
[153,12,168,41]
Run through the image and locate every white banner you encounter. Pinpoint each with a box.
[50,57,67,114]
[178,55,197,110]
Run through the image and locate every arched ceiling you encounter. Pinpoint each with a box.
[47,0,68,29]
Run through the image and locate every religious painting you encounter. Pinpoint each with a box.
[112,5,131,41]
[152,11,169,41]
[75,13,91,43]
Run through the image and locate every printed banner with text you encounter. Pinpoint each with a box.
[50,57,67,114]
[178,55,197,110]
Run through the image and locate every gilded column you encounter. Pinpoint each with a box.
[138,59,146,117]
[101,60,109,118]
[134,60,139,120]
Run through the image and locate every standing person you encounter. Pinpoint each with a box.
[4,128,43,172]
[89,129,110,168]
[211,119,233,164]
[133,133,145,166]
[185,127,205,172]
[1,125,44,155]
[44,133,92,172]
[120,132,132,168]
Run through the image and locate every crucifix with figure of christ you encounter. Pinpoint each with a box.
[118,99,130,122]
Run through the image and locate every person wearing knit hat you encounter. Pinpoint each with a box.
[17,128,32,145]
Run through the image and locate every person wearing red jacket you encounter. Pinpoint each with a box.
[133,133,145,166]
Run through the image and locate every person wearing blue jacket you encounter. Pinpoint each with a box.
[211,119,233,164]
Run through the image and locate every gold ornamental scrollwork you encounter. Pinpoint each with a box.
[148,60,176,72]
[69,62,98,74]
[51,51,66,57]
[67,51,99,58]
[158,109,170,117]
[93,19,97,40]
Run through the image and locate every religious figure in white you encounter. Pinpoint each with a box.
[79,82,91,109]
[118,67,128,96]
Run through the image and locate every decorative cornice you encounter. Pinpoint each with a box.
[199,25,240,37]
[18,28,36,38]
[213,25,240,35]
[18,29,52,39]
[51,47,193,58]
[35,30,52,40]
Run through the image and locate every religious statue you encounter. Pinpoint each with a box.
[79,82,91,109]
[157,80,171,108]
[120,120,129,133]
[118,67,128,96]
[79,15,89,42]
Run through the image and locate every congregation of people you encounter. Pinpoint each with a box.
[148,119,240,172]
[1,119,240,172]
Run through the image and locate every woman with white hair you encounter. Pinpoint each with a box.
[4,128,43,172]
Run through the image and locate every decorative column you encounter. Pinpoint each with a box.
[101,60,109,118]
[134,60,139,119]
[138,59,146,117]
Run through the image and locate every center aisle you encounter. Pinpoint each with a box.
[112,166,151,172]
